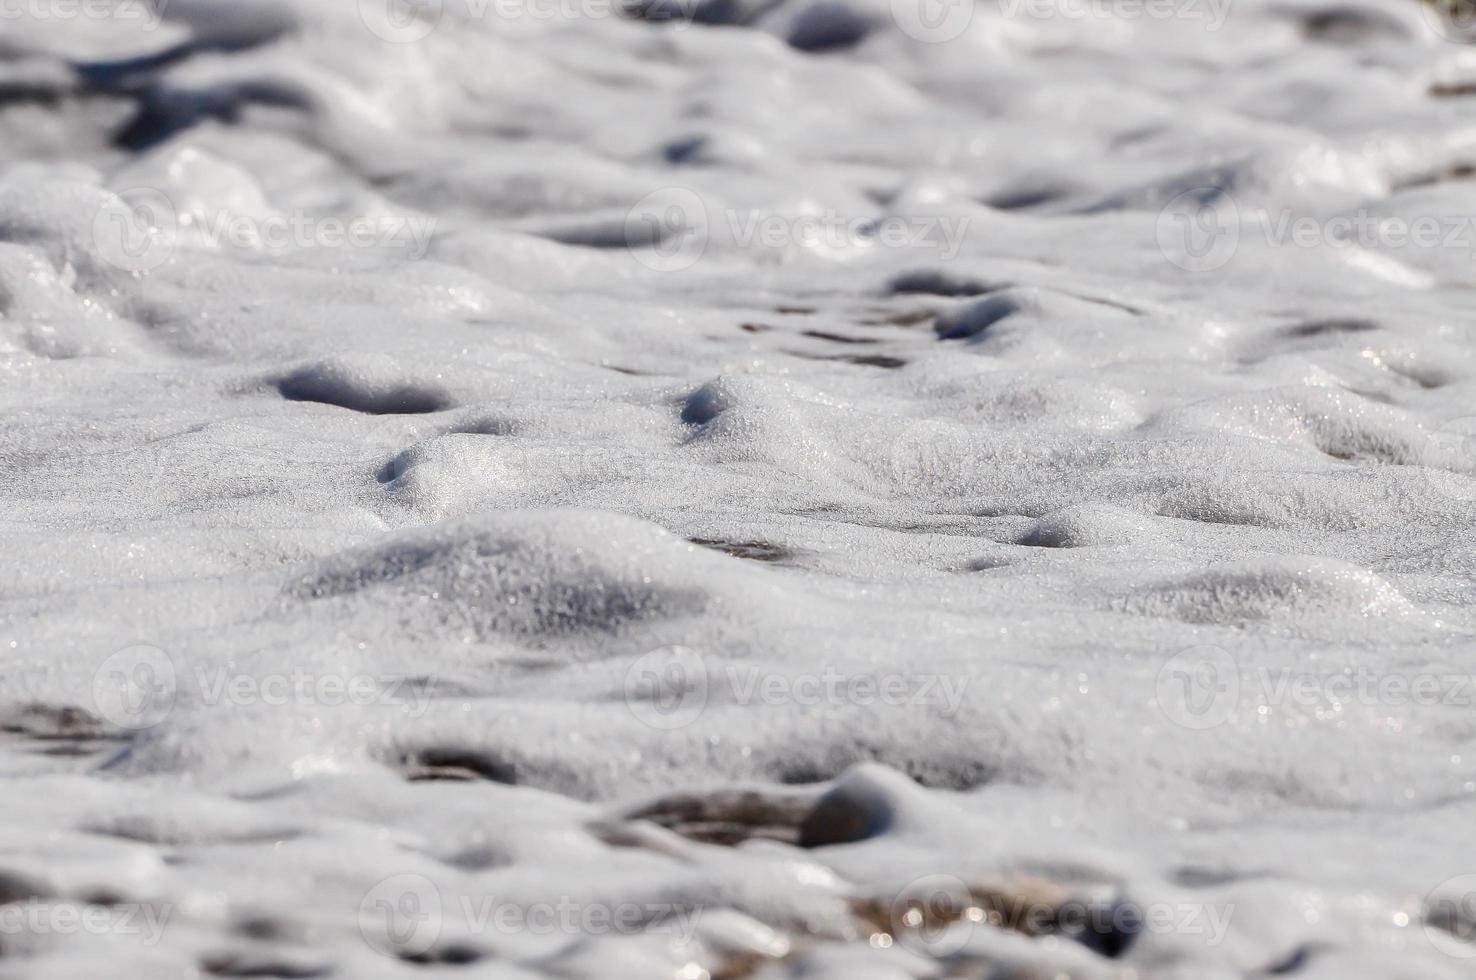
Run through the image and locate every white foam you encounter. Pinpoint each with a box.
[1,0,1474,976]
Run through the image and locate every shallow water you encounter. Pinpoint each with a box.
[2,0,1476,976]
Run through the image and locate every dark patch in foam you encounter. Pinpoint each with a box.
[73,45,200,93]
[1154,503,1271,528]
[541,218,652,249]
[1060,290,1146,317]
[375,454,409,484]
[851,881,1140,959]
[621,0,778,27]
[1425,882,1476,947]
[843,354,907,368]
[801,329,878,345]
[856,308,936,327]
[1382,359,1448,390]
[440,847,509,871]
[1294,4,1411,44]
[234,916,304,943]
[688,537,791,562]
[785,2,876,51]
[0,868,50,905]
[1343,385,1395,405]
[1265,944,1321,974]
[935,293,1023,339]
[396,747,520,784]
[774,749,995,792]
[1015,525,1074,548]
[85,819,304,848]
[680,384,725,425]
[1394,162,1476,188]
[1,702,121,742]
[201,951,330,978]
[889,269,1002,297]
[0,80,74,109]
[963,555,1014,571]
[0,702,126,763]
[1315,436,1405,464]
[69,4,301,147]
[1068,900,1142,958]
[787,350,908,368]
[100,78,307,155]
[799,784,887,847]
[1431,82,1476,99]
[291,524,711,642]
[398,945,487,967]
[1172,866,1245,888]
[662,134,707,164]
[1281,317,1378,338]
[983,183,1073,212]
[625,790,814,846]
[277,367,451,416]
